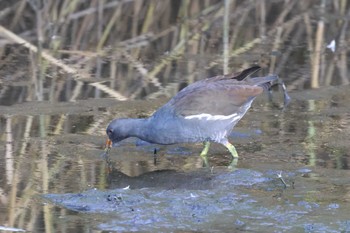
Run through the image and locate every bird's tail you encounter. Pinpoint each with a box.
[249,75,278,89]
[250,75,291,107]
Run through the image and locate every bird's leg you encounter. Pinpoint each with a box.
[223,141,239,158]
[153,148,157,165]
[223,141,239,169]
[200,141,210,167]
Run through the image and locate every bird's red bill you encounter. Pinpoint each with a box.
[106,138,112,147]
[105,138,112,150]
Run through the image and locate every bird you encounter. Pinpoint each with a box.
[105,66,290,167]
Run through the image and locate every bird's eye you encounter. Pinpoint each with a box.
[107,129,113,135]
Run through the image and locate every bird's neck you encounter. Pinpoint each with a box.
[123,118,150,139]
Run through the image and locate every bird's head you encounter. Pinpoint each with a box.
[106,118,130,145]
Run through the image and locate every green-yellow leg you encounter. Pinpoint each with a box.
[223,141,239,169]
[200,141,210,167]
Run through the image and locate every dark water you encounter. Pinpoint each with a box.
[1,1,350,232]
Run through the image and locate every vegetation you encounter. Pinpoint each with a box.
[0,0,349,102]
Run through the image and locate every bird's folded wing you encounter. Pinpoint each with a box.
[169,83,263,117]
[165,66,267,117]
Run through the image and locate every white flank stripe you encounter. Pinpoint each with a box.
[184,113,239,121]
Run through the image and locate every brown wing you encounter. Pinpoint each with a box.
[167,81,263,116]
[164,66,263,116]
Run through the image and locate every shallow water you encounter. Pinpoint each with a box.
[1,1,350,232]
[1,86,350,232]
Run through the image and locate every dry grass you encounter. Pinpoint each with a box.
[0,0,348,101]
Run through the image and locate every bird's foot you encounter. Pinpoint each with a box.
[227,158,238,171]
[201,157,209,168]
[200,141,211,167]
